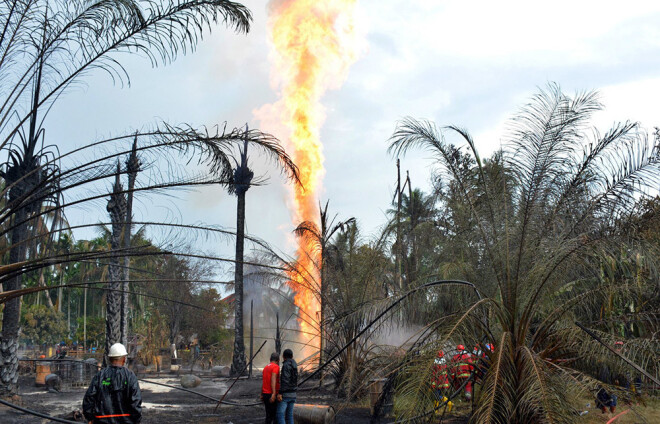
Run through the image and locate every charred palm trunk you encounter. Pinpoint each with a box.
[231,187,247,375]
[1,47,46,395]
[0,208,28,396]
[230,139,252,376]
[121,138,140,346]
[319,227,326,378]
[106,163,126,362]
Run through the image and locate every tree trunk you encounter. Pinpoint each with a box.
[105,227,122,361]
[407,173,415,288]
[106,165,126,363]
[37,271,54,309]
[396,159,403,291]
[83,287,87,351]
[231,190,247,376]
[121,141,139,347]
[0,208,28,396]
[319,242,325,378]
[169,302,182,347]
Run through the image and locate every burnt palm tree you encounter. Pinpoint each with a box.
[228,136,300,376]
[106,162,127,362]
[0,54,60,396]
[122,137,141,346]
[228,138,253,375]
[0,0,256,395]
[293,202,354,374]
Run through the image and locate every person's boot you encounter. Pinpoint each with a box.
[433,400,440,414]
[447,400,453,413]
[610,406,616,414]
[601,406,607,414]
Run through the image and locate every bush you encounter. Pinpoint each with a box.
[74,316,105,348]
[20,305,67,345]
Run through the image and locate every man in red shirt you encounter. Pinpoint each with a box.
[261,352,280,423]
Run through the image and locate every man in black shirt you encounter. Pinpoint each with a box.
[83,343,142,423]
[276,348,298,424]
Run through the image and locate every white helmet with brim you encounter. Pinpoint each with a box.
[108,343,128,358]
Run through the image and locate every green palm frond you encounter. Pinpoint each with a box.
[385,84,660,423]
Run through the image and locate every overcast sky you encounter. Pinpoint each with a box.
[44,0,660,277]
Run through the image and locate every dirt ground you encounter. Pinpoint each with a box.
[0,373,475,424]
[3,373,655,423]
[0,375,385,423]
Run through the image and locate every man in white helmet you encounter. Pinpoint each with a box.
[83,343,142,423]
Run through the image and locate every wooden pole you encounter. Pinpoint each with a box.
[275,312,281,355]
[396,159,403,291]
[83,286,87,351]
[249,299,253,378]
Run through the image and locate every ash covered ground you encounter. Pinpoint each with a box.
[0,373,473,423]
[0,374,373,423]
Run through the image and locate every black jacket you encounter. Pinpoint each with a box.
[280,358,298,394]
[83,365,142,423]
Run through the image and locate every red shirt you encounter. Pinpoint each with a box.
[262,362,280,394]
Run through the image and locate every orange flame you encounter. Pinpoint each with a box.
[265,0,360,348]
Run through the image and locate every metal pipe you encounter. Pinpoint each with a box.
[293,404,336,424]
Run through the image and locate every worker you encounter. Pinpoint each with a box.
[452,344,474,400]
[431,350,452,413]
[83,343,142,423]
[472,343,494,382]
[261,352,280,424]
[56,341,67,359]
[44,373,62,393]
[277,348,298,424]
[595,386,617,414]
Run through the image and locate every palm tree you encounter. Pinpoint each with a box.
[122,137,140,346]
[293,202,354,374]
[106,162,127,362]
[228,138,253,375]
[387,84,660,422]
[228,136,300,376]
[387,187,436,291]
[0,0,254,395]
[323,221,390,399]
[0,59,60,396]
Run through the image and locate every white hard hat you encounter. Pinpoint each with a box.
[108,343,128,358]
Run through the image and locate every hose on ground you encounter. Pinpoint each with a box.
[0,397,80,424]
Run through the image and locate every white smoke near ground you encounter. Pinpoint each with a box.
[242,261,316,368]
[370,324,425,349]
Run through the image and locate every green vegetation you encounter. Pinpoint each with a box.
[289,85,660,421]
[20,305,67,346]
[0,1,656,422]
